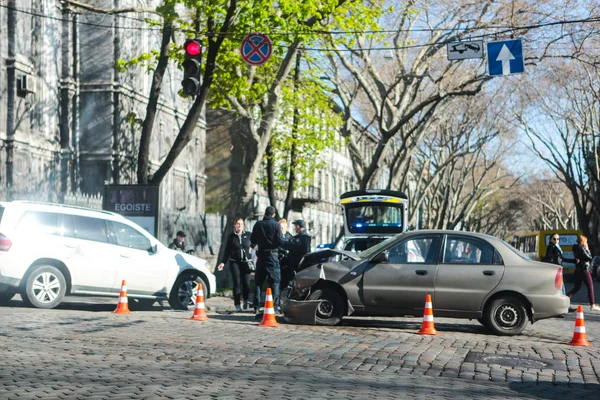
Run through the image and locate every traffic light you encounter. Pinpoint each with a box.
[182,39,202,96]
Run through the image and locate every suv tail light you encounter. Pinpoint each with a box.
[555,267,563,291]
[0,233,11,251]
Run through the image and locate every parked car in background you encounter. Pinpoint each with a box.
[592,256,600,282]
[0,201,216,309]
[282,230,569,336]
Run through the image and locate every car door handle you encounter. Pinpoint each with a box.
[482,270,495,276]
[120,253,130,258]
[64,244,76,248]
[415,270,428,276]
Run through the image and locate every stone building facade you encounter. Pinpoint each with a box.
[0,1,206,219]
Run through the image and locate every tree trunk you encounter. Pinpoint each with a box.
[137,22,172,184]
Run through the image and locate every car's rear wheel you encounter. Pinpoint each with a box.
[0,291,16,305]
[168,274,207,310]
[22,265,66,309]
[307,287,345,326]
[484,296,528,336]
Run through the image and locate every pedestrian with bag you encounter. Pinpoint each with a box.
[566,235,600,311]
[217,218,253,312]
[251,206,283,315]
[280,219,311,291]
[543,233,575,296]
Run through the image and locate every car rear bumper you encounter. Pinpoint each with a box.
[530,294,570,321]
[0,274,21,292]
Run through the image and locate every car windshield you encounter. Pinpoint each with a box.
[358,234,402,259]
[345,203,404,234]
[497,239,530,260]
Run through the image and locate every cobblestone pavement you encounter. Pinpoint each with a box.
[1,282,600,399]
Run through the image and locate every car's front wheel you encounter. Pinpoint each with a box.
[307,287,345,326]
[168,274,207,310]
[22,265,66,309]
[484,296,528,336]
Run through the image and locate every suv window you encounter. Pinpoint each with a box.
[0,206,4,223]
[73,215,109,243]
[110,221,151,251]
[16,211,59,235]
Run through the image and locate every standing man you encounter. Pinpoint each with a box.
[281,219,311,290]
[251,206,283,314]
[168,231,186,252]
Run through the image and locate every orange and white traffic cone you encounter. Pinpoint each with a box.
[417,294,438,335]
[258,287,279,327]
[568,305,592,347]
[188,283,210,321]
[114,280,132,314]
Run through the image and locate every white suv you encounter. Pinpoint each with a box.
[0,201,216,309]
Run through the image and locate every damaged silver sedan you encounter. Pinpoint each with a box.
[280,230,569,336]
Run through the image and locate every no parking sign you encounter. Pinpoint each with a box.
[240,33,272,66]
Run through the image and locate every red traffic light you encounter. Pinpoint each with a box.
[184,40,201,56]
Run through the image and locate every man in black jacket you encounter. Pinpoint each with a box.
[281,219,311,290]
[251,206,283,314]
[168,231,187,252]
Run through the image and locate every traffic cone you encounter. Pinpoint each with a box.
[114,280,132,314]
[188,283,210,321]
[568,305,592,346]
[417,294,438,335]
[258,287,279,327]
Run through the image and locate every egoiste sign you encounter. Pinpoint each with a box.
[114,203,152,212]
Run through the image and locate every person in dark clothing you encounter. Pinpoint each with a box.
[278,219,293,272]
[280,219,311,290]
[217,218,252,312]
[566,235,600,311]
[543,233,575,295]
[168,231,187,252]
[251,206,283,314]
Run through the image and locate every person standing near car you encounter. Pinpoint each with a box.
[251,206,283,314]
[217,218,252,312]
[280,219,311,291]
[566,235,600,311]
[278,218,293,276]
[168,231,187,252]
[543,233,575,295]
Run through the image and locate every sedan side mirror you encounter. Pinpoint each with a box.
[372,251,388,264]
[150,244,159,253]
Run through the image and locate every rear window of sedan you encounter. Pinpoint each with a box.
[498,240,530,261]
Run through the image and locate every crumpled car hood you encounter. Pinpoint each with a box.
[298,249,361,270]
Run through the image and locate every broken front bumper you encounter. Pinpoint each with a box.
[280,289,322,325]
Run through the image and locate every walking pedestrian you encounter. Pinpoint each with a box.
[251,206,283,315]
[217,218,253,312]
[280,219,311,291]
[566,235,600,311]
[543,233,575,296]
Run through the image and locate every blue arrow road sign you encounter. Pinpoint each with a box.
[487,39,524,76]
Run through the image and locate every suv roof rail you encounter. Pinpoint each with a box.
[8,200,114,215]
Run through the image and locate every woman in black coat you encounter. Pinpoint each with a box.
[566,235,600,311]
[217,218,253,312]
[543,233,575,295]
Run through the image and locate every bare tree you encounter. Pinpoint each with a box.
[320,0,561,190]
